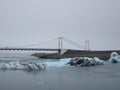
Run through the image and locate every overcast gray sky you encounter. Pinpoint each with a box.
[0,0,120,50]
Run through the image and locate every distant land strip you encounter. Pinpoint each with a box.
[32,50,120,60]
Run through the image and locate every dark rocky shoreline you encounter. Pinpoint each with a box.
[32,50,120,60]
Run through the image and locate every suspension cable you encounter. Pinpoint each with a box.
[63,37,85,50]
[21,38,58,48]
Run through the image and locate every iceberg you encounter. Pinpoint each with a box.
[0,61,46,70]
[108,52,120,63]
[67,57,104,67]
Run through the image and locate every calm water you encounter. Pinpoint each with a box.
[0,51,120,90]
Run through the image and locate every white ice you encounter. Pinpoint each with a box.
[46,58,71,67]
[108,52,120,63]
[0,61,46,70]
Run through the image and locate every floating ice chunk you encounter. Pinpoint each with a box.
[94,57,104,63]
[46,58,71,67]
[108,52,120,63]
[0,61,46,70]
[67,57,104,67]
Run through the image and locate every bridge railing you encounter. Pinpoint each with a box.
[0,47,60,51]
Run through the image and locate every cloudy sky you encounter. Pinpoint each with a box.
[0,0,120,50]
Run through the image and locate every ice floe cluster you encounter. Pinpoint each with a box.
[0,61,46,70]
[0,52,120,70]
[67,52,120,67]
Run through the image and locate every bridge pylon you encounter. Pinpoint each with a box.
[58,37,63,50]
[58,37,66,54]
[85,40,89,51]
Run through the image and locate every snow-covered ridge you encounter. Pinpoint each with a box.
[0,61,46,70]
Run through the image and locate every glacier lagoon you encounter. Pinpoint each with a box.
[0,51,120,90]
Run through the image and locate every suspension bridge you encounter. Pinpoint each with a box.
[1,37,120,60]
[0,37,89,54]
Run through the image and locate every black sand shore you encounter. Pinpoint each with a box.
[32,50,120,60]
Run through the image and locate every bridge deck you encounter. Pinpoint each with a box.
[0,48,60,51]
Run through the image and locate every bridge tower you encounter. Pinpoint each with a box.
[85,40,89,50]
[58,37,63,49]
[58,37,63,54]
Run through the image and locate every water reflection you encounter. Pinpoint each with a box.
[0,69,43,76]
